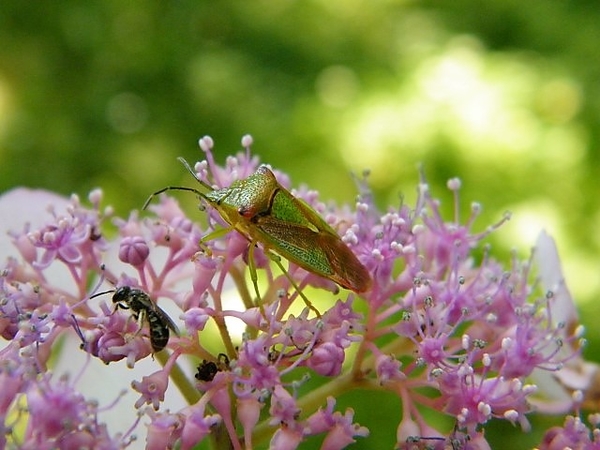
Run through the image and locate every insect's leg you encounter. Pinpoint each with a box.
[267,252,322,318]
[70,314,88,350]
[198,227,235,255]
[130,309,146,337]
[247,242,266,316]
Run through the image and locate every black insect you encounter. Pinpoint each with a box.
[91,286,179,353]
[195,353,230,382]
[195,360,218,382]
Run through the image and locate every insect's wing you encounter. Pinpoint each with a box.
[269,185,338,233]
[253,218,333,276]
[316,230,372,293]
[254,216,371,293]
[152,304,180,336]
[266,188,371,292]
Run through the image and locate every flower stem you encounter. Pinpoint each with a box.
[157,350,200,405]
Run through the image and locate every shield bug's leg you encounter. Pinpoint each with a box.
[247,242,267,316]
[267,251,321,318]
[198,226,235,256]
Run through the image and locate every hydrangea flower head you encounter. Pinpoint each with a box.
[0,135,596,449]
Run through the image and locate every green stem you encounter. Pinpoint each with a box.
[210,423,236,450]
[229,264,261,341]
[229,264,254,310]
[212,311,237,360]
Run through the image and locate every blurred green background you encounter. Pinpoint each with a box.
[1,1,599,448]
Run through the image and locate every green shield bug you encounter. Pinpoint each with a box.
[144,157,371,315]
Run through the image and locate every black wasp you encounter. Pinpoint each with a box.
[94,286,179,353]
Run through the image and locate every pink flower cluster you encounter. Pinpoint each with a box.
[0,135,598,449]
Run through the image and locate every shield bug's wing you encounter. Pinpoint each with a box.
[252,217,334,277]
[253,214,371,293]
[249,172,372,293]
[267,174,336,232]
[316,230,372,293]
